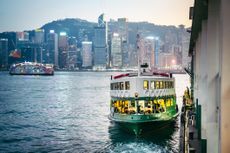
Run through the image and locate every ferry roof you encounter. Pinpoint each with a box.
[111,72,174,81]
[12,62,53,67]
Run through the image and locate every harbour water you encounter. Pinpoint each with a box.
[0,72,190,153]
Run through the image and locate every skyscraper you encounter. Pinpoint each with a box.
[82,41,92,68]
[118,18,129,67]
[46,30,58,67]
[144,37,155,69]
[58,32,68,69]
[34,29,45,44]
[67,36,77,70]
[154,38,160,67]
[17,32,29,41]
[111,33,122,68]
[118,18,128,42]
[93,14,108,69]
[0,39,8,69]
[98,13,106,27]
[0,32,17,65]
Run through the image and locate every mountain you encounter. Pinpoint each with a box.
[41,18,97,43]
[40,18,189,46]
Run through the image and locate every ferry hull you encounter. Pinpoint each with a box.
[109,113,179,135]
[9,62,54,76]
[9,72,54,76]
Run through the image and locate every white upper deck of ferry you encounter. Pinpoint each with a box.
[12,62,53,68]
[110,71,176,99]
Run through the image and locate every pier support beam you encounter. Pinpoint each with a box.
[220,0,230,152]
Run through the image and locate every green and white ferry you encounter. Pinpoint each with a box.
[109,64,179,135]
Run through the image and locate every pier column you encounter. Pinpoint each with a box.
[200,20,208,140]
[205,0,220,152]
[220,0,230,152]
[193,33,201,104]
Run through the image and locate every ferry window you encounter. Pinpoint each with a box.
[162,81,165,89]
[150,81,155,89]
[172,82,174,88]
[160,81,163,89]
[169,81,173,88]
[125,81,130,90]
[130,101,135,107]
[165,82,168,89]
[166,99,171,107]
[155,81,160,89]
[143,80,149,90]
[110,83,113,90]
[115,83,118,90]
[120,82,124,90]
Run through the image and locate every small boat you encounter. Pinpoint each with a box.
[108,63,179,135]
[9,62,54,75]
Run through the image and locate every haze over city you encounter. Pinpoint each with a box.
[0,0,193,32]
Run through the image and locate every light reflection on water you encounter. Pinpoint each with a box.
[0,72,189,153]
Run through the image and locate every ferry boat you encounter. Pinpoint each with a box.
[109,64,179,135]
[9,62,54,75]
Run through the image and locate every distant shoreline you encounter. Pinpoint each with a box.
[0,69,137,73]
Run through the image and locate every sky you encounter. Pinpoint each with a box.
[0,0,194,32]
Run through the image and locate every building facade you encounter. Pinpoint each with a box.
[93,14,108,69]
[118,18,129,67]
[67,36,78,69]
[45,30,58,66]
[34,29,45,44]
[189,0,230,152]
[82,41,92,68]
[0,39,8,69]
[111,33,122,68]
[58,32,68,69]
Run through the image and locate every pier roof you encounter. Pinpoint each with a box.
[189,0,208,56]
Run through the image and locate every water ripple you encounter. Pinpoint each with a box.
[0,72,190,153]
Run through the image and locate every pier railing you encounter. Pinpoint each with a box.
[180,89,204,153]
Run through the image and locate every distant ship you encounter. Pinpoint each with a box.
[9,62,54,75]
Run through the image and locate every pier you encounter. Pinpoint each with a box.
[179,91,202,153]
[180,0,230,152]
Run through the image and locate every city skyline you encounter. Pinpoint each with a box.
[0,0,194,32]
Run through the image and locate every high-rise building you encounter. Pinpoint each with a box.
[98,13,106,27]
[154,38,160,67]
[118,18,128,42]
[46,30,58,67]
[82,41,92,68]
[144,37,155,69]
[172,44,182,67]
[0,32,17,65]
[0,39,8,69]
[111,33,122,68]
[137,34,145,65]
[58,32,68,69]
[34,29,44,44]
[158,52,177,69]
[129,44,138,67]
[17,32,29,41]
[19,46,42,63]
[118,18,129,67]
[67,36,78,70]
[93,14,108,69]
